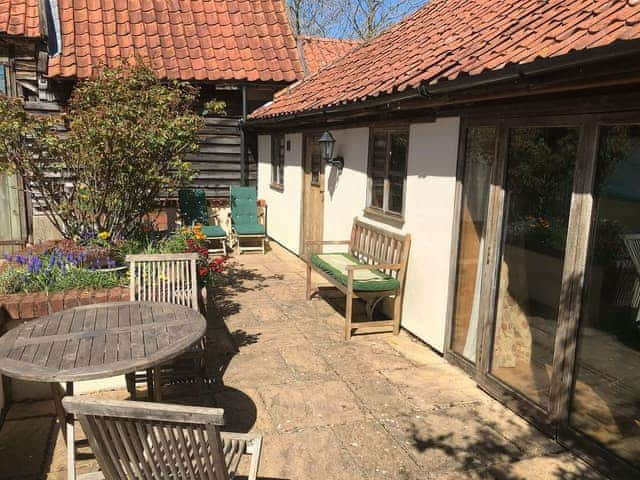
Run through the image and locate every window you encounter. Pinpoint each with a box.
[367,128,408,216]
[271,134,285,189]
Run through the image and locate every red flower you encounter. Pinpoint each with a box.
[199,266,209,276]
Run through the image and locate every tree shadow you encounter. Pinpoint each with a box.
[408,413,606,480]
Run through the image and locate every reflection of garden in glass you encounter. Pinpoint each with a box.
[571,125,640,467]
[491,127,578,409]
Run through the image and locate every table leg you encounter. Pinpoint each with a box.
[66,382,76,480]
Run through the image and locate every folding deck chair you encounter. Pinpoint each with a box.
[179,188,228,255]
[230,186,266,254]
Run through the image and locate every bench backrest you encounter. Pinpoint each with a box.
[126,253,200,311]
[349,218,411,283]
[62,396,231,480]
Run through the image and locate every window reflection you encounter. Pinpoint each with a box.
[571,125,640,466]
[491,127,578,408]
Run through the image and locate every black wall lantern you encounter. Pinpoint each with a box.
[319,131,344,171]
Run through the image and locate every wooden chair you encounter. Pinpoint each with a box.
[305,218,411,340]
[229,186,266,254]
[179,188,228,255]
[125,253,207,401]
[62,396,263,480]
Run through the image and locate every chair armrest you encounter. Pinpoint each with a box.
[346,263,403,271]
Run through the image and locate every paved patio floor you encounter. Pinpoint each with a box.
[0,243,608,479]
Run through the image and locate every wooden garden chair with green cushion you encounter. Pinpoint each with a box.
[305,218,411,340]
[230,186,266,254]
[62,396,263,480]
[179,188,228,255]
[125,253,208,402]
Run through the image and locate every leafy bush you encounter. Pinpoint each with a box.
[0,63,203,241]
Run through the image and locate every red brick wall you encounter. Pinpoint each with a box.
[0,287,130,323]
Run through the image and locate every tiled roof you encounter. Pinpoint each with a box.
[299,36,360,75]
[0,0,40,38]
[251,0,640,119]
[47,0,304,82]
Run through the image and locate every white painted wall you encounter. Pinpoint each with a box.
[260,118,460,352]
[257,133,304,254]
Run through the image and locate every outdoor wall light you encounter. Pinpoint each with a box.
[319,131,344,171]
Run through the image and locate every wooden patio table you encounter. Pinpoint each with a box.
[0,301,207,480]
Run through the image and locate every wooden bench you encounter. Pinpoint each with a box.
[305,218,411,340]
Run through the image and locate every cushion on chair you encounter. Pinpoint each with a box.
[201,225,227,238]
[234,223,265,236]
[310,253,400,292]
[231,186,259,226]
[179,189,210,226]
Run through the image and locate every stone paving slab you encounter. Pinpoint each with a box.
[0,242,611,479]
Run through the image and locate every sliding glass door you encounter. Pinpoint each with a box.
[448,115,640,475]
[489,127,579,409]
[449,126,496,364]
[570,124,640,468]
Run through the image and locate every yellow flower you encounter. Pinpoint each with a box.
[97,231,110,240]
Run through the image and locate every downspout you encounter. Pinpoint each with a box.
[240,85,248,186]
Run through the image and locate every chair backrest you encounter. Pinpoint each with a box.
[179,188,210,226]
[62,396,230,480]
[230,186,258,226]
[349,218,412,284]
[126,253,200,311]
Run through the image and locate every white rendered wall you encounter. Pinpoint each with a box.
[322,119,460,351]
[260,119,460,351]
[257,133,304,254]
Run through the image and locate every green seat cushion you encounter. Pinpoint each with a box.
[311,253,400,292]
[234,223,265,236]
[201,225,226,238]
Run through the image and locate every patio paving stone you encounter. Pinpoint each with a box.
[0,241,612,479]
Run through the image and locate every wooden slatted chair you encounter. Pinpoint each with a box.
[305,218,411,339]
[125,253,207,401]
[62,396,263,480]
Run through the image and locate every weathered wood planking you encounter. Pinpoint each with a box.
[62,397,263,480]
[0,302,206,383]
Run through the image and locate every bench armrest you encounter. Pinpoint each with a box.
[346,263,403,271]
[304,240,350,246]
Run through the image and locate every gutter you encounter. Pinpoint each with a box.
[249,39,640,127]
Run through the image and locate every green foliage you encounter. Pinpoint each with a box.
[0,265,126,295]
[0,63,203,240]
[202,99,227,116]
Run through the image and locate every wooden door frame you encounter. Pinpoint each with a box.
[300,132,325,256]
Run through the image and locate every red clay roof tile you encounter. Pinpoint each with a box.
[252,0,640,119]
[47,0,304,82]
[299,36,361,75]
[0,0,40,37]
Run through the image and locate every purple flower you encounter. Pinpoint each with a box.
[48,255,56,267]
[3,254,12,262]
[106,256,116,268]
[15,255,27,265]
[28,256,42,274]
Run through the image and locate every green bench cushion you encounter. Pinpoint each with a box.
[310,253,400,292]
[234,223,265,236]
[201,225,226,238]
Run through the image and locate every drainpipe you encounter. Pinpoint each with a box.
[240,85,248,186]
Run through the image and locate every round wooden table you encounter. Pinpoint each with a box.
[0,301,207,480]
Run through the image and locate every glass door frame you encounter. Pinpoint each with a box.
[443,118,499,377]
[555,112,640,479]
[446,111,640,476]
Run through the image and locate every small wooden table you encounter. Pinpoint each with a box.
[0,301,207,480]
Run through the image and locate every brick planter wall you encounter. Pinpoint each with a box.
[0,287,130,323]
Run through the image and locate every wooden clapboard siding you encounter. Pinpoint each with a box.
[181,116,257,199]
